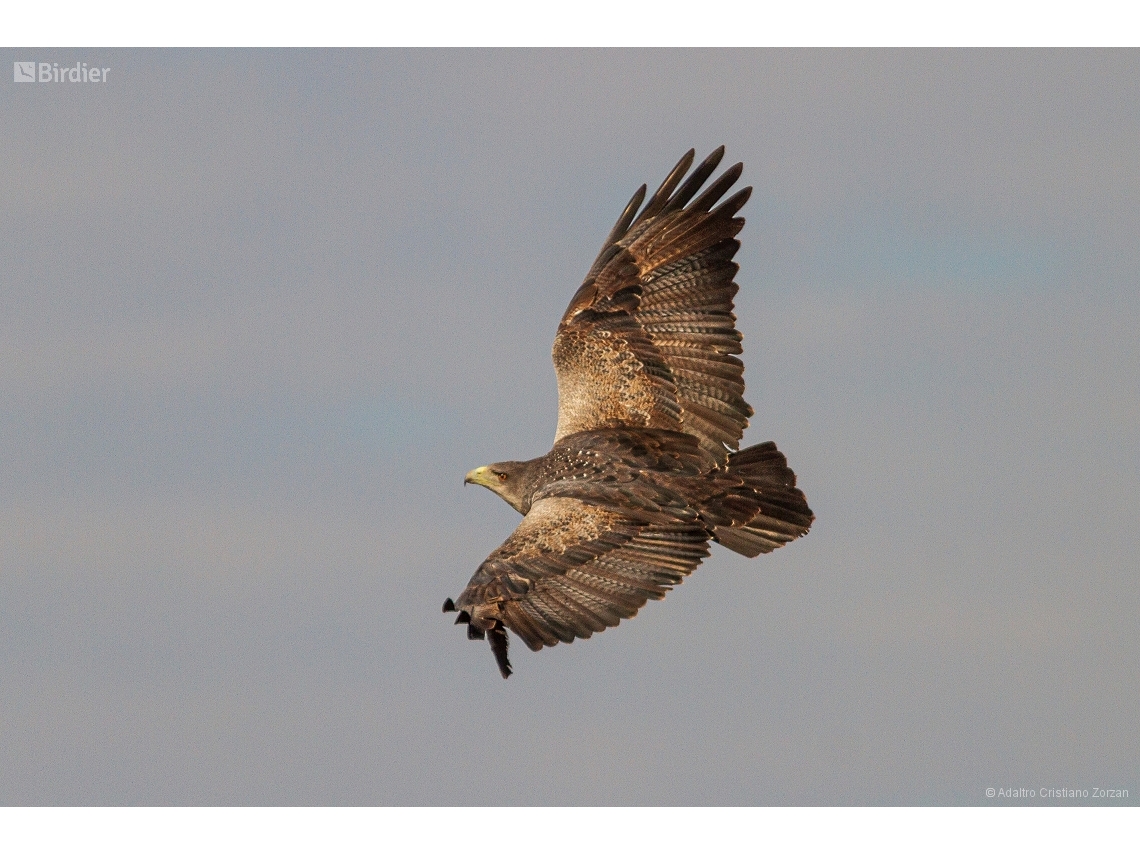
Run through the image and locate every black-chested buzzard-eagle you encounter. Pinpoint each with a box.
[444,148,813,678]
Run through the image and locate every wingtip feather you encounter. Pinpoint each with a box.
[489,623,513,679]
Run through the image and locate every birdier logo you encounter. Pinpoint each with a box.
[13,61,110,83]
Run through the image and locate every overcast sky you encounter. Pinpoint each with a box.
[0,49,1136,805]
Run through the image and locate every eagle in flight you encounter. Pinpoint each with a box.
[444,147,813,678]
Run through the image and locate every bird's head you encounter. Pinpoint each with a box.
[464,460,537,514]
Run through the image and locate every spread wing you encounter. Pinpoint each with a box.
[552,147,754,463]
[452,496,710,676]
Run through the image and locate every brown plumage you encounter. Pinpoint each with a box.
[445,148,813,678]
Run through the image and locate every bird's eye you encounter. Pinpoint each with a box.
[497,471,509,482]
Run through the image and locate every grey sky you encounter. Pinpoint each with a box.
[0,49,1136,805]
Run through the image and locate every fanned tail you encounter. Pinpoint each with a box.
[711,441,814,558]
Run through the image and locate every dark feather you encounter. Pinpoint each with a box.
[635,149,696,225]
[688,162,743,213]
[660,146,725,214]
[488,622,512,679]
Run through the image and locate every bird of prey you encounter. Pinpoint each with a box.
[444,147,813,678]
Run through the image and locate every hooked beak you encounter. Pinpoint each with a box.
[464,466,495,488]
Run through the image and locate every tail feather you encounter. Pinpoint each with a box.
[710,441,814,557]
[713,520,802,557]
